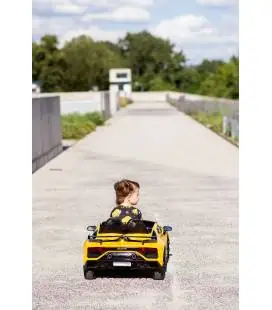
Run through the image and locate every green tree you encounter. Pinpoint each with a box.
[32,42,41,82]
[61,36,124,91]
[149,76,176,91]
[118,31,186,91]
[198,57,239,99]
[32,35,65,92]
[32,32,238,98]
[61,35,98,91]
[176,67,201,93]
[197,59,225,77]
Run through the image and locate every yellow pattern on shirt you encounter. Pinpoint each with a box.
[111,208,121,217]
[121,215,132,224]
[132,208,139,215]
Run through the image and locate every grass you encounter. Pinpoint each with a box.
[119,97,133,108]
[61,96,134,140]
[190,111,223,134]
[168,99,239,147]
[187,111,239,147]
[61,112,105,140]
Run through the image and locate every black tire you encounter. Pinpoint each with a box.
[166,238,170,262]
[84,270,96,280]
[152,245,168,281]
[153,270,166,280]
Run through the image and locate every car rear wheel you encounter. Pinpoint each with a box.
[153,270,166,280]
[166,238,170,262]
[153,246,168,280]
[164,239,170,263]
[84,270,96,280]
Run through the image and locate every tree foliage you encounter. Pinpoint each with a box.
[32,32,239,99]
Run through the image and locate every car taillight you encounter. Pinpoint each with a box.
[87,247,119,258]
[138,247,158,258]
[87,247,104,258]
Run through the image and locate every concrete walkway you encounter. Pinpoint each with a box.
[33,101,238,310]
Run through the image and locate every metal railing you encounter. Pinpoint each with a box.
[166,93,239,142]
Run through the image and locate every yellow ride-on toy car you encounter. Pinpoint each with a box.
[83,218,172,280]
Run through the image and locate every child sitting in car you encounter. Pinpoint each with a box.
[110,179,142,225]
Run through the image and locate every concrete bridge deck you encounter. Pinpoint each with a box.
[33,101,238,310]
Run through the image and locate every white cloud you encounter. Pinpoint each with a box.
[32,16,78,37]
[33,0,153,20]
[196,0,237,7]
[33,13,125,46]
[33,0,154,11]
[59,26,126,46]
[121,0,154,6]
[82,7,150,22]
[74,0,154,8]
[151,13,238,63]
[33,13,125,43]
[54,4,86,14]
[32,4,238,63]
[185,44,238,64]
[33,0,87,15]
[152,14,237,46]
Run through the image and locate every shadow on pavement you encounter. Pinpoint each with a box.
[62,145,71,151]
[94,269,153,279]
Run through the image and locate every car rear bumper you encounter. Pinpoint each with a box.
[84,260,161,270]
[84,252,162,271]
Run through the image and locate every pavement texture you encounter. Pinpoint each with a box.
[33,101,239,310]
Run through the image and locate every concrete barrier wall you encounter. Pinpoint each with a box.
[61,100,101,115]
[100,91,111,120]
[57,90,118,119]
[38,92,102,115]
[167,92,238,105]
[100,91,120,120]
[131,91,238,105]
[166,93,239,117]
[32,96,62,173]
[132,91,167,102]
[60,92,101,115]
[58,90,118,119]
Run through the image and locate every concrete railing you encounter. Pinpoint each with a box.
[39,91,119,117]
[166,92,239,141]
[100,91,120,120]
[32,95,62,173]
[131,91,168,102]
[32,91,119,172]
[59,92,101,115]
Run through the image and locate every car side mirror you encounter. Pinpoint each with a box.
[87,225,96,232]
[163,226,172,233]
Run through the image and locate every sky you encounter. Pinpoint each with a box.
[32,0,239,64]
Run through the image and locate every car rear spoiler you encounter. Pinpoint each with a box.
[88,232,157,245]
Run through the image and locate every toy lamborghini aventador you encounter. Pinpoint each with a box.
[83,218,172,280]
